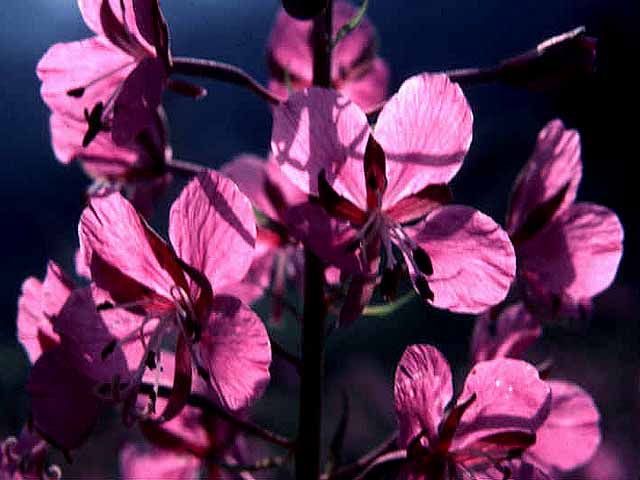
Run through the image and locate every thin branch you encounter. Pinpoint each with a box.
[323,432,398,480]
[141,383,294,449]
[352,450,407,480]
[165,158,208,176]
[172,57,283,106]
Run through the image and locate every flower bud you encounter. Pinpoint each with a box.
[282,0,328,20]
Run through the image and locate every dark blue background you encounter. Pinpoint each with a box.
[1,0,638,477]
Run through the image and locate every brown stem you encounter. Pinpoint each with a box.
[142,383,294,449]
[165,158,208,176]
[171,57,283,106]
[295,4,333,480]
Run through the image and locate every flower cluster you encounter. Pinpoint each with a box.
[5,0,624,479]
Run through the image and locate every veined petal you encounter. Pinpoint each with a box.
[405,206,516,313]
[112,56,167,146]
[79,0,153,52]
[199,296,271,411]
[394,344,453,448]
[471,303,542,363]
[452,358,551,452]
[518,202,623,301]
[271,88,370,208]
[79,192,179,301]
[169,170,257,292]
[507,120,582,235]
[375,74,473,208]
[524,380,600,474]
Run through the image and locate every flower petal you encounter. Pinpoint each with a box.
[199,296,271,411]
[471,303,542,363]
[340,57,389,112]
[452,358,551,451]
[394,344,453,448]
[518,202,623,302]
[79,192,178,302]
[79,0,152,51]
[112,56,167,146]
[375,74,473,208]
[507,119,582,235]
[271,88,370,208]
[119,443,200,480]
[27,349,101,451]
[169,170,257,292]
[524,380,600,474]
[37,36,134,119]
[405,206,516,313]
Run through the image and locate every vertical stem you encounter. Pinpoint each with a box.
[296,2,333,479]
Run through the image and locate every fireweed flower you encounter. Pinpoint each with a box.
[76,170,271,416]
[37,0,171,148]
[470,306,601,479]
[272,73,516,322]
[394,344,551,479]
[267,1,389,111]
[506,120,623,318]
[16,261,73,364]
[120,352,251,480]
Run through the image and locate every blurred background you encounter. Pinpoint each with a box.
[1,0,638,478]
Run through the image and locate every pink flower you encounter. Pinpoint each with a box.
[394,344,551,479]
[272,74,516,322]
[37,0,170,148]
[470,306,602,478]
[506,120,623,318]
[76,170,271,414]
[16,262,73,364]
[267,1,389,111]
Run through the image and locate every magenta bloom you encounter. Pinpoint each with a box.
[507,120,623,317]
[272,74,515,321]
[1,429,54,480]
[394,344,551,479]
[77,170,271,414]
[37,0,170,148]
[267,1,389,111]
[16,262,74,364]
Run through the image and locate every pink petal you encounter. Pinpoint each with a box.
[132,0,168,52]
[374,74,473,208]
[112,56,167,146]
[119,444,200,480]
[79,0,152,51]
[471,303,542,363]
[340,57,390,112]
[267,8,314,84]
[53,286,147,384]
[169,170,257,292]
[394,344,453,448]
[79,192,177,302]
[524,380,600,473]
[331,1,377,76]
[221,154,306,222]
[405,206,516,313]
[271,88,370,207]
[518,202,623,301]
[27,349,101,451]
[507,120,582,235]
[452,358,551,452]
[37,37,134,120]
[17,262,72,364]
[199,296,271,411]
